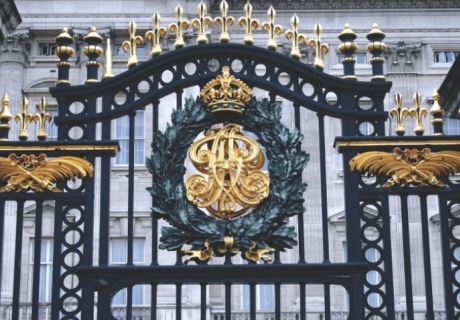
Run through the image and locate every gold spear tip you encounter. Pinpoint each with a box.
[84,26,103,41]
[55,27,74,42]
[367,23,386,37]
[339,23,357,39]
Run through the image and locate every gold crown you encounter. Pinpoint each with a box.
[200,66,253,114]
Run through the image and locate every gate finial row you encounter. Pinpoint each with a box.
[0,93,52,141]
[54,2,388,84]
[390,90,445,136]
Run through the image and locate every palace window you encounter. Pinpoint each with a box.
[337,53,368,64]
[110,239,145,305]
[114,112,144,165]
[434,51,459,63]
[115,44,146,57]
[38,43,58,56]
[29,239,53,303]
[443,116,460,135]
[241,261,275,311]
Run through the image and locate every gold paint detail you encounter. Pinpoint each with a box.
[244,242,275,262]
[430,89,445,135]
[186,124,269,219]
[0,153,94,193]
[146,12,167,57]
[0,144,120,154]
[238,1,259,45]
[182,241,215,263]
[192,1,212,44]
[215,0,235,43]
[308,22,329,70]
[0,94,12,138]
[122,21,144,68]
[200,66,253,114]
[15,95,33,141]
[169,4,190,49]
[34,97,52,141]
[338,24,358,54]
[349,147,460,187]
[389,92,409,136]
[284,14,306,60]
[103,38,114,79]
[409,92,427,136]
[261,6,283,50]
[216,236,240,254]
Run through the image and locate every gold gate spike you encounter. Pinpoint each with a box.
[261,6,283,50]
[34,97,52,141]
[0,153,94,192]
[215,0,234,43]
[0,93,12,141]
[308,23,329,70]
[169,4,190,49]
[409,91,427,136]
[122,20,144,68]
[238,1,259,45]
[146,12,168,57]
[349,147,460,187]
[284,14,306,60]
[15,95,33,141]
[192,1,212,44]
[389,92,409,136]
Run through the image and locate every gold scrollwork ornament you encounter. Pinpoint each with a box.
[186,124,269,219]
[350,147,460,187]
[0,153,94,192]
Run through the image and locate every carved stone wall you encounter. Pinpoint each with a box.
[0,0,22,42]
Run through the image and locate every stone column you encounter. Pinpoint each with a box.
[0,29,30,304]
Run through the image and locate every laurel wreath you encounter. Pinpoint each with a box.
[146,96,309,256]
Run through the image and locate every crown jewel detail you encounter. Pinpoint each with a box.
[200,66,253,114]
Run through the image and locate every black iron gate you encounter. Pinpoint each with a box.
[1,6,460,320]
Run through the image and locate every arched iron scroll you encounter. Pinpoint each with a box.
[50,43,391,126]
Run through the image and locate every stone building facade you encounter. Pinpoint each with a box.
[1,0,460,319]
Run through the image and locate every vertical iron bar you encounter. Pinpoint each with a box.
[127,112,136,266]
[249,283,256,320]
[438,193,455,319]
[299,283,306,320]
[176,90,183,111]
[151,283,157,320]
[275,283,281,319]
[51,200,63,319]
[31,200,44,320]
[294,103,305,263]
[317,113,330,263]
[201,283,207,320]
[324,284,331,320]
[225,283,231,320]
[127,285,133,320]
[151,100,159,266]
[0,200,4,304]
[400,194,414,320]
[380,195,396,317]
[176,283,182,320]
[419,194,434,320]
[11,200,24,320]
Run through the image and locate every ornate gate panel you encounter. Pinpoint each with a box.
[0,2,459,320]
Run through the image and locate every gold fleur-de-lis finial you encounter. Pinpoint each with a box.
[122,20,144,68]
[146,12,168,57]
[215,0,235,43]
[34,97,52,141]
[261,6,283,50]
[15,95,33,141]
[308,23,330,70]
[238,1,259,45]
[390,92,409,136]
[192,1,213,44]
[409,91,427,136]
[284,14,306,59]
[169,4,190,49]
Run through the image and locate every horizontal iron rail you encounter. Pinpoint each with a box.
[0,141,119,157]
[78,263,368,286]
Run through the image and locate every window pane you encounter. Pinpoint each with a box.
[114,112,144,165]
[111,240,127,263]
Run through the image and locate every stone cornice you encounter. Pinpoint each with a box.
[211,0,460,10]
[0,0,22,42]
